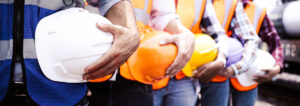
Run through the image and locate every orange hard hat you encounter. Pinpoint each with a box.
[121,30,178,84]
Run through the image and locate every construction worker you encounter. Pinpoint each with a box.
[152,0,229,105]
[86,0,196,106]
[0,0,140,105]
[220,0,284,106]
[199,0,261,106]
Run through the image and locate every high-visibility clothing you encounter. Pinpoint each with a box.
[211,0,238,82]
[152,0,207,90]
[230,1,267,92]
[0,0,87,105]
[120,0,157,82]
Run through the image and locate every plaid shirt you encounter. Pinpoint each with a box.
[228,0,260,74]
[240,0,284,68]
[200,1,229,57]
[258,16,284,68]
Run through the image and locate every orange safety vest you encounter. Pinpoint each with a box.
[210,0,238,82]
[230,1,267,91]
[152,0,207,90]
[119,0,154,81]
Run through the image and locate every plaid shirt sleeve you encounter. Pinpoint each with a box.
[258,15,284,68]
[200,1,229,57]
[230,1,260,74]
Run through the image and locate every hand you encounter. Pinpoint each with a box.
[160,32,195,78]
[83,23,139,80]
[193,56,225,83]
[254,65,280,83]
[219,66,235,77]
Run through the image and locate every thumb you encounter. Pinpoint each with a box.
[260,68,271,73]
[96,23,120,34]
[160,36,176,45]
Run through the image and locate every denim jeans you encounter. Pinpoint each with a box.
[153,77,198,106]
[199,80,229,106]
[87,74,153,106]
[231,86,257,106]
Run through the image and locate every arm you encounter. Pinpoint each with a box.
[221,1,260,77]
[254,16,283,83]
[84,0,140,80]
[193,1,229,82]
[149,0,195,77]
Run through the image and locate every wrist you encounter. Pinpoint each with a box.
[215,54,226,68]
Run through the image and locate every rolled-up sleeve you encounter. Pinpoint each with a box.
[149,0,179,30]
[230,2,260,74]
[87,0,121,16]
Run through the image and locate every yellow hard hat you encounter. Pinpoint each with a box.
[182,33,218,77]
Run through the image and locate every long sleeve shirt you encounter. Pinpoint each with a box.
[228,1,260,74]
[258,15,283,68]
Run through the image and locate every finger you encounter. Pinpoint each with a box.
[84,58,121,80]
[96,23,122,35]
[193,67,206,78]
[165,45,190,76]
[159,36,176,45]
[84,48,116,74]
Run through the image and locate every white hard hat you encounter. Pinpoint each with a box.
[35,8,113,83]
[236,50,275,86]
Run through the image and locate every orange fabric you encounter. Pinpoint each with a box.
[175,71,186,80]
[211,75,227,82]
[191,0,206,33]
[244,2,266,33]
[131,0,145,9]
[153,78,170,90]
[176,0,195,28]
[147,0,153,14]
[213,0,226,30]
[213,0,237,35]
[230,78,258,91]
[89,74,113,82]
[230,1,266,91]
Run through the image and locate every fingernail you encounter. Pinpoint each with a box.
[160,40,167,45]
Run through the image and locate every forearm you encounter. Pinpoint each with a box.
[231,2,260,74]
[105,0,138,31]
[258,16,284,68]
[164,18,189,34]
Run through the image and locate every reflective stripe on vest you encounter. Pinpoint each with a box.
[213,0,237,33]
[152,0,206,90]
[120,0,153,81]
[230,1,267,92]
[132,0,152,25]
